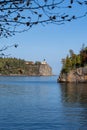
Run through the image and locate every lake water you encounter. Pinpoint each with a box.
[0,76,87,130]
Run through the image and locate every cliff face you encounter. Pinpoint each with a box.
[24,63,52,76]
[58,67,87,83]
[39,64,52,76]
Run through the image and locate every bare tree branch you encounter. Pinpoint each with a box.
[0,44,18,57]
[0,0,87,38]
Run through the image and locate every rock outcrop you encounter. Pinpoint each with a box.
[39,64,52,76]
[25,63,52,76]
[58,67,87,83]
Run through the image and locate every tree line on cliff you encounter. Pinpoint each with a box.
[0,57,42,75]
[61,44,87,73]
[0,57,25,75]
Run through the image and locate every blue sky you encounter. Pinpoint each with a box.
[0,15,87,75]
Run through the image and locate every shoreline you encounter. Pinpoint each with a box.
[0,74,55,77]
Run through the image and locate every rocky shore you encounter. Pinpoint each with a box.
[58,67,87,83]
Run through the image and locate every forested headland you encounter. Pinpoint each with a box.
[58,45,87,83]
[61,45,87,73]
[0,58,52,76]
[0,57,25,75]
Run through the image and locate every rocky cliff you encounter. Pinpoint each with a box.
[39,64,52,76]
[25,63,52,76]
[58,67,87,83]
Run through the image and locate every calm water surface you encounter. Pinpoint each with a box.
[0,76,87,130]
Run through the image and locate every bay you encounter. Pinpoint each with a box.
[0,76,87,130]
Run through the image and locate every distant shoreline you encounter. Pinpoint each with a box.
[0,74,55,77]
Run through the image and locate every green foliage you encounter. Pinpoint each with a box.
[61,45,87,73]
[0,57,44,75]
[0,57,25,75]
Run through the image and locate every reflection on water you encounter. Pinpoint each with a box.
[0,76,87,130]
[59,83,87,130]
[60,83,87,105]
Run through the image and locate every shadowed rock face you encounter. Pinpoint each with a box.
[58,67,87,83]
